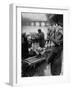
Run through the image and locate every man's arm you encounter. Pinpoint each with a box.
[47,36,59,45]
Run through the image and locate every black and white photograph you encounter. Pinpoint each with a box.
[21,12,63,77]
[9,4,70,86]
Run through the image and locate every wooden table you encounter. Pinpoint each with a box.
[23,56,46,66]
[22,48,53,77]
[23,48,52,65]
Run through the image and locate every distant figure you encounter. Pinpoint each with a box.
[47,31,63,75]
[38,29,45,48]
[22,33,29,60]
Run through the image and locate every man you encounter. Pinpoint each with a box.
[38,29,45,48]
[22,33,29,60]
[47,30,63,75]
[21,33,29,77]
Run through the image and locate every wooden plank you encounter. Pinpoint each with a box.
[23,48,52,65]
[24,56,45,65]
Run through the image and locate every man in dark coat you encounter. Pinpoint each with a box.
[22,33,29,60]
[21,33,29,77]
[47,31,63,75]
[38,29,45,48]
